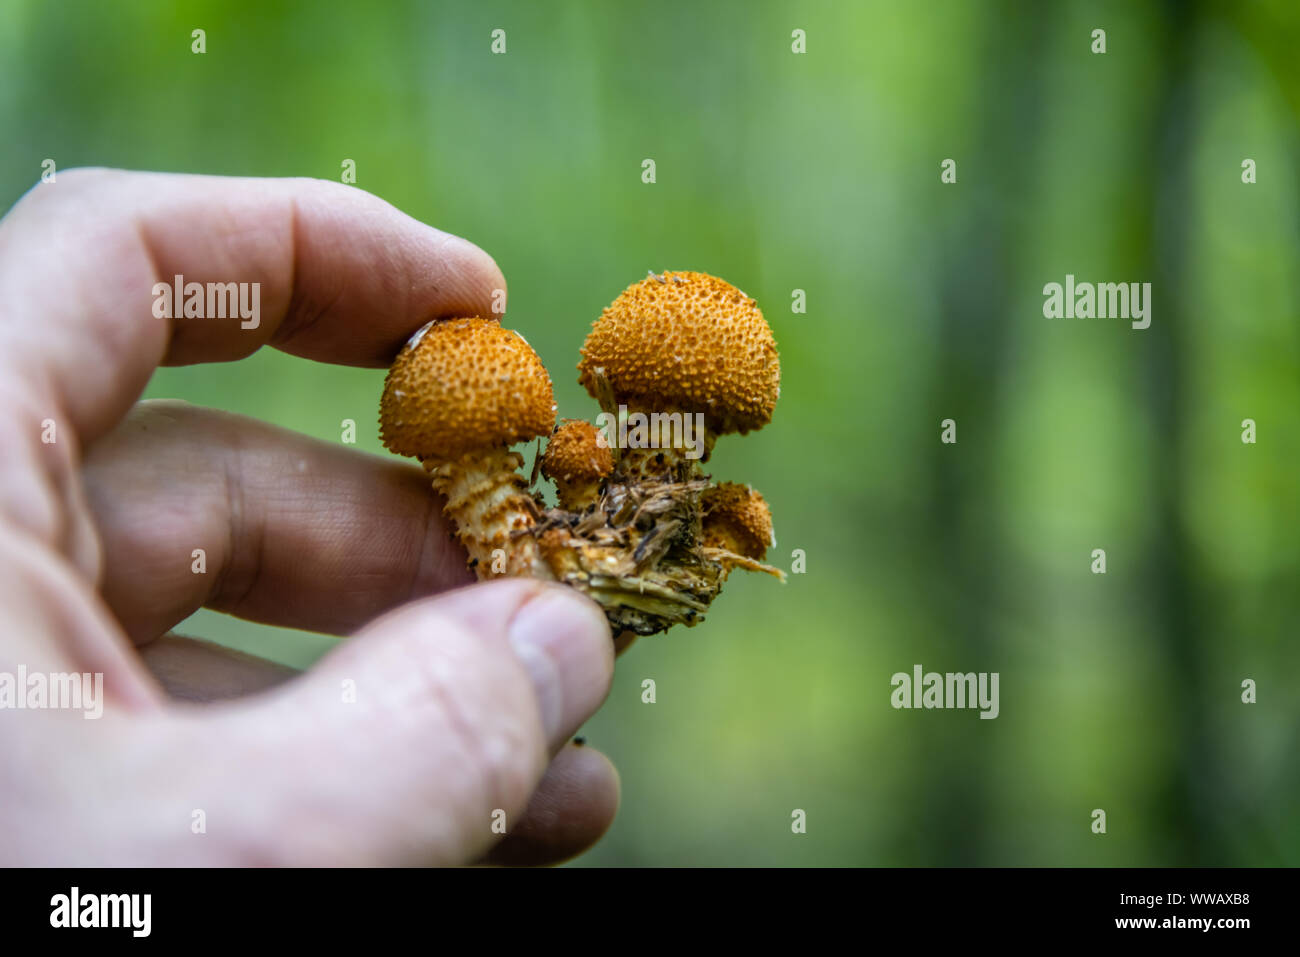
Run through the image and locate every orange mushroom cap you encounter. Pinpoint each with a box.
[701,482,774,560]
[577,271,780,436]
[380,317,556,460]
[540,419,614,486]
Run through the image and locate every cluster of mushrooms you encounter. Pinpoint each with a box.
[378,270,782,637]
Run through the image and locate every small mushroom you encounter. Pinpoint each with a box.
[540,419,614,512]
[701,481,774,568]
[379,317,557,578]
[577,270,780,477]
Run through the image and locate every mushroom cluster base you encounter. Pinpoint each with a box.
[529,470,783,636]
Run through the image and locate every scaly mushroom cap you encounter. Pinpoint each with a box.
[702,482,774,560]
[540,419,614,486]
[380,317,556,461]
[577,271,780,435]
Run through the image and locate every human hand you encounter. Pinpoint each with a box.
[0,169,618,866]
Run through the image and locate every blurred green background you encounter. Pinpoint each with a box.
[3,0,1297,865]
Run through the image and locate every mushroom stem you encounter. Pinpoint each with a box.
[594,400,718,482]
[424,448,549,579]
[553,476,604,512]
[614,435,715,481]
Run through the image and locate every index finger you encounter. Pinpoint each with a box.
[0,168,506,444]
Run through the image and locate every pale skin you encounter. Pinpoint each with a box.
[0,169,626,865]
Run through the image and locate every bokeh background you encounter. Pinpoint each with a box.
[2,0,1297,865]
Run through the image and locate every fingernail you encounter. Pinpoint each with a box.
[508,587,612,745]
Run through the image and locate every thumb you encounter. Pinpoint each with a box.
[195,579,614,865]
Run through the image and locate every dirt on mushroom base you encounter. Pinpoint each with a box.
[529,469,783,636]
